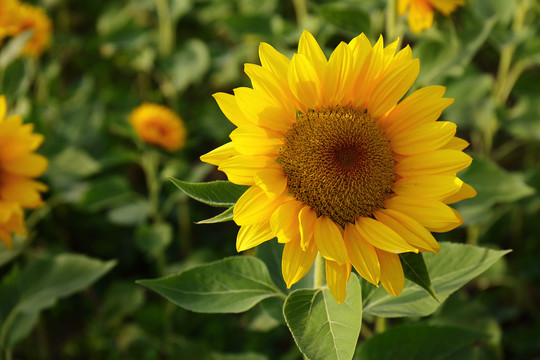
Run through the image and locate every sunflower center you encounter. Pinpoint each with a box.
[279,106,395,227]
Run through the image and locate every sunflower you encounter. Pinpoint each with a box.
[0,0,21,40]
[201,31,475,303]
[129,103,187,152]
[398,0,465,33]
[0,96,48,248]
[14,3,52,57]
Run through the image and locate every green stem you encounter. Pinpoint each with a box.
[177,197,191,258]
[154,0,174,56]
[4,349,12,360]
[141,150,163,223]
[292,0,308,27]
[313,253,325,289]
[374,316,386,333]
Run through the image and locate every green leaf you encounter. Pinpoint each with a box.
[137,257,283,313]
[135,222,172,257]
[107,199,150,225]
[49,147,101,178]
[196,206,235,224]
[354,324,486,360]
[314,4,371,36]
[169,179,249,207]
[0,30,33,69]
[456,158,535,224]
[284,274,362,360]
[363,243,510,317]
[399,253,438,301]
[17,254,116,313]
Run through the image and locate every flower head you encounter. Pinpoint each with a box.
[0,96,48,248]
[129,103,187,152]
[0,1,52,57]
[201,31,476,303]
[398,0,465,33]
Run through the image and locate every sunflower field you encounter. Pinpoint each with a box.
[0,0,539,359]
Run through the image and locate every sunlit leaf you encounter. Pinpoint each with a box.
[170,179,248,207]
[138,257,283,313]
[284,274,362,360]
[399,253,438,301]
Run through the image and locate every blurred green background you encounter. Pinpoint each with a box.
[0,0,539,358]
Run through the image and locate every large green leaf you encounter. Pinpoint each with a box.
[169,179,249,207]
[137,257,284,313]
[399,253,437,301]
[17,254,116,313]
[456,158,535,224]
[284,274,362,360]
[354,324,486,360]
[363,243,510,317]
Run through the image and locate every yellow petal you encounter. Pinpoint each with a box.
[234,87,294,133]
[314,216,349,265]
[440,136,469,151]
[369,59,420,118]
[379,86,453,138]
[218,155,275,185]
[395,150,472,176]
[254,168,287,199]
[244,63,295,113]
[384,195,463,232]
[230,125,283,156]
[374,209,440,252]
[390,121,457,155]
[0,96,6,121]
[288,53,322,112]
[352,36,385,107]
[200,142,238,166]
[325,259,351,304]
[323,42,353,106]
[258,42,290,85]
[0,179,46,208]
[430,0,464,15]
[392,175,463,200]
[398,0,411,15]
[236,221,275,252]
[376,248,404,296]
[298,30,327,76]
[233,186,284,225]
[343,223,380,285]
[213,92,252,127]
[282,238,318,288]
[442,181,477,204]
[270,200,303,243]
[355,217,418,254]
[3,153,48,177]
[298,205,317,250]
[408,0,434,33]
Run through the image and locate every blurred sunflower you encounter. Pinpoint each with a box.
[0,96,48,248]
[201,31,475,303]
[398,0,465,33]
[0,0,52,57]
[15,2,52,57]
[129,103,187,152]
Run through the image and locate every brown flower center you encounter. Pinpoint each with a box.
[279,106,395,227]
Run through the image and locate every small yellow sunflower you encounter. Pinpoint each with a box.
[0,0,21,40]
[129,103,187,152]
[14,3,52,57]
[398,0,465,33]
[201,31,476,303]
[0,96,48,248]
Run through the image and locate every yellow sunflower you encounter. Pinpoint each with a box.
[0,0,21,40]
[201,31,476,303]
[14,3,52,57]
[0,96,48,248]
[398,0,465,34]
[129,103,187,152]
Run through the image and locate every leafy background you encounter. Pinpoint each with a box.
[0,0,539,359]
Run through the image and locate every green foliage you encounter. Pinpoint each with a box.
[170,179,249,207]
[284,275,362,360]
[363,243,510,317]
[138,257,284,313]
[399,253,437,301]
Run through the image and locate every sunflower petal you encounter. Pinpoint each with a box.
[282,238,318,288]
[288,53,322,112]
[355,217,418,254]
[298,206,317,250]
[442,181,477,204]
[395,150,472,176]
[236,221,275,252]
[200,142,238,166]
[230,125,283,155]
[390,121,457,155]
[325,260,351,304]
[258,42,290,84]
[314,216,348,265]
[392,175,463,200]
[376,248,405,296]
[218,155,275,185]
[270,200,303,243]
[234,186,284,225]
[213,92,252,127]
[385,195,463,232]
[343,223,380,285]
[254,168,287,199]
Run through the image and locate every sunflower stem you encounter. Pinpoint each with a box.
[155,0,174,56]
[292,0,308,27]
[314,253,325,289]
[385,0,397,41]
[374,316,387,333]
